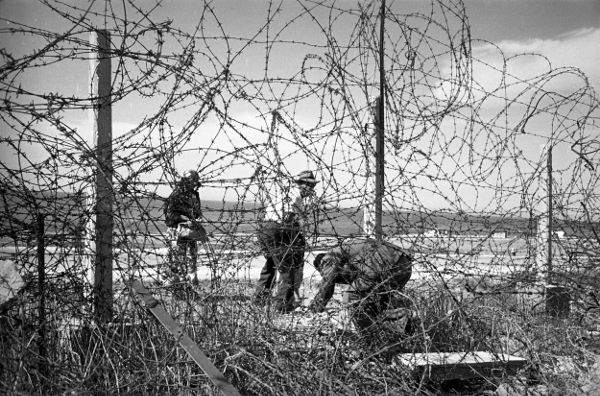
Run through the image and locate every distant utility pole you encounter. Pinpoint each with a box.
[547,145,553,281]
[36,214,47,377]
[540,143,569,317]
[374,0,386,240]
[89,29,113,324]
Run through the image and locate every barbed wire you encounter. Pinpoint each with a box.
[1,0,599,394]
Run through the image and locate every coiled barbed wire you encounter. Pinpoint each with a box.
[0,0,599,393]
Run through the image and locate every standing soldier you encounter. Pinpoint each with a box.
[164,170,207,285]
[254,170,319,313]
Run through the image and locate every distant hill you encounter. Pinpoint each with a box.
[0,188,87,240]
[1,189,598,240]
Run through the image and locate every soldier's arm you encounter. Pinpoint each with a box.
[309,264,338,312]
[193,191,203,220]
[289,192,305,226]
[166,194,186,225]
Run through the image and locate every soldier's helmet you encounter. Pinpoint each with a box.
[294,170,318,186]
[313,252,341,272]
[182,170,200,186]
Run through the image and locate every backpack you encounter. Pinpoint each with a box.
[163,196,178,228]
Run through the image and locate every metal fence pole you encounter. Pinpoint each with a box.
[36,214,47,378]
[547,145,553,282]
[544,144,570,317]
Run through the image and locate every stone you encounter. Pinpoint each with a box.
[0,259,25,308]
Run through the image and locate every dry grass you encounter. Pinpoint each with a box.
[2,269,600,395]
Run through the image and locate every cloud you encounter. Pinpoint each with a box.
[474,27,600,92]
[428,27,600,136]
[423,28,600,212]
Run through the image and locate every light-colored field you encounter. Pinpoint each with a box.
[1,234,587,302]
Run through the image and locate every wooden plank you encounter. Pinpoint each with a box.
[396,351,527,381]
[127,279,241,396]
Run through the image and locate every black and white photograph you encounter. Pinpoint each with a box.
[1,0,599,394]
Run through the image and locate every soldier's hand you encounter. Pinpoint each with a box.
[293,306,310,314]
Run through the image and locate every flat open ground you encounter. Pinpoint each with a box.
[2,234,585,293]
[2,234,585,328]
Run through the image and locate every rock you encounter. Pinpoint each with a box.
[494,384,510,396]
[0,259,25,308]
[579,356,600,395]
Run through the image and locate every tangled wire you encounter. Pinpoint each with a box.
[1,0,599,394]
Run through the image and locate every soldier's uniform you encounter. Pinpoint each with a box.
[309,238,412,338]
[164,170,206,283]
[254,170,319,313]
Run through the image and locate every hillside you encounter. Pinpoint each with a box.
[1,190,597,239]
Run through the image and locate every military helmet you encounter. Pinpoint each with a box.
[182,170,200,186]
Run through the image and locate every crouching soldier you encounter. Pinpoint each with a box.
[308,238,412,348]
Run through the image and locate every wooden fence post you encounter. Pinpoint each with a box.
[375,0,386,240]
[89,29,113,324]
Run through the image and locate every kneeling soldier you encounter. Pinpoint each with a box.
[309,238,413,346]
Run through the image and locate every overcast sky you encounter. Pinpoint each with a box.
[1,0,598,212]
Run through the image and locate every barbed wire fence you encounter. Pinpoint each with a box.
[1,0,599,394]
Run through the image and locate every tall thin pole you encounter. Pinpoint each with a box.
[90,29,113,324]
[547,145,553,282]
[544,143,569,318]
[36,214,47,379]
[375,0,385,240]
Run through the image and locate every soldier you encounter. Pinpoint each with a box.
[309,238,412,344]
[254,170,319,313]
[164,170,207,285]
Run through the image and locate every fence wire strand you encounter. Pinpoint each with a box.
[1,0,600,394]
